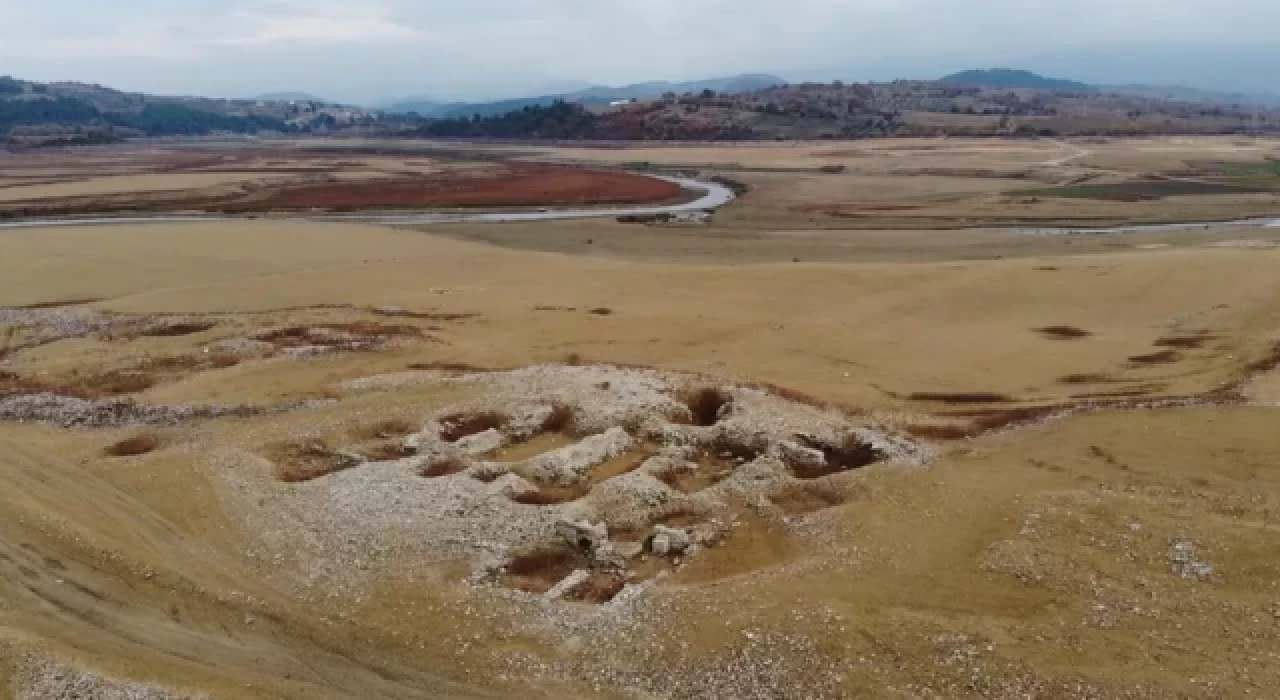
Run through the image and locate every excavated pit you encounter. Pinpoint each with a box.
[438,411,510,443]
[235,364,930,605]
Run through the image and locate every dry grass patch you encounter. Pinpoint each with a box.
[139,321,216,338]
[1128,350,1181,365]
[1243,342,1280,375]
[103,433,161,458]
[70,371,156,398]
[267,440,362,483]
[1036,326,1093,340]
[375,309,479,322]
[1058,373,1115,385]
[12,297,103,309]
[322,321,423,338]
[1155,334,1219,349]
[908,391,1013,405]
[406,361,489,373]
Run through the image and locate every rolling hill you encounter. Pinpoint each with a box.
[382,74,788,117]
[0,76,378,147]
[941,69,1096,93]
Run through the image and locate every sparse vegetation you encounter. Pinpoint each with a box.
[1128,350,1181,365]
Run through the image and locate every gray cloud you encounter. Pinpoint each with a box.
[2,0,1277,102]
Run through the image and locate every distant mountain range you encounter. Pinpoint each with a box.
[381,74,787,117]
[939,68,1280,107]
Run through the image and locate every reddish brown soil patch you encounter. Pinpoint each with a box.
[363,443,415,461]
[903,423,974,441]
[225,165,682,212]
[683,387,732,426]
[500,545,589,595]
[541,403,576,434]
[420,455,469,478]
[0,371,45,398]
[563,573,627,604]
[103,433,161,458]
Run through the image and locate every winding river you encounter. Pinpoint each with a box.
[0,172,1275,234]
[0,176,734,230]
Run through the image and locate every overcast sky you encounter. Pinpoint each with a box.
[2,0,1276,103]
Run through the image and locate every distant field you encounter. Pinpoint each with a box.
[0,171,278,201]
[1019,179,1272,201]
[0,147,681,217]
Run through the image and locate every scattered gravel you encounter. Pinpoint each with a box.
[1169,537,1216,582]
[215,365,930,605]
[0,392,324,428]
[14,654,205,700]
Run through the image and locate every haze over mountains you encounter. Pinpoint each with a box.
[258,69,1279,116]
[380,74,787,117]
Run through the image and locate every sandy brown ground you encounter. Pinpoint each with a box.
[1,212,1279,698]
[491,136,1280,229]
